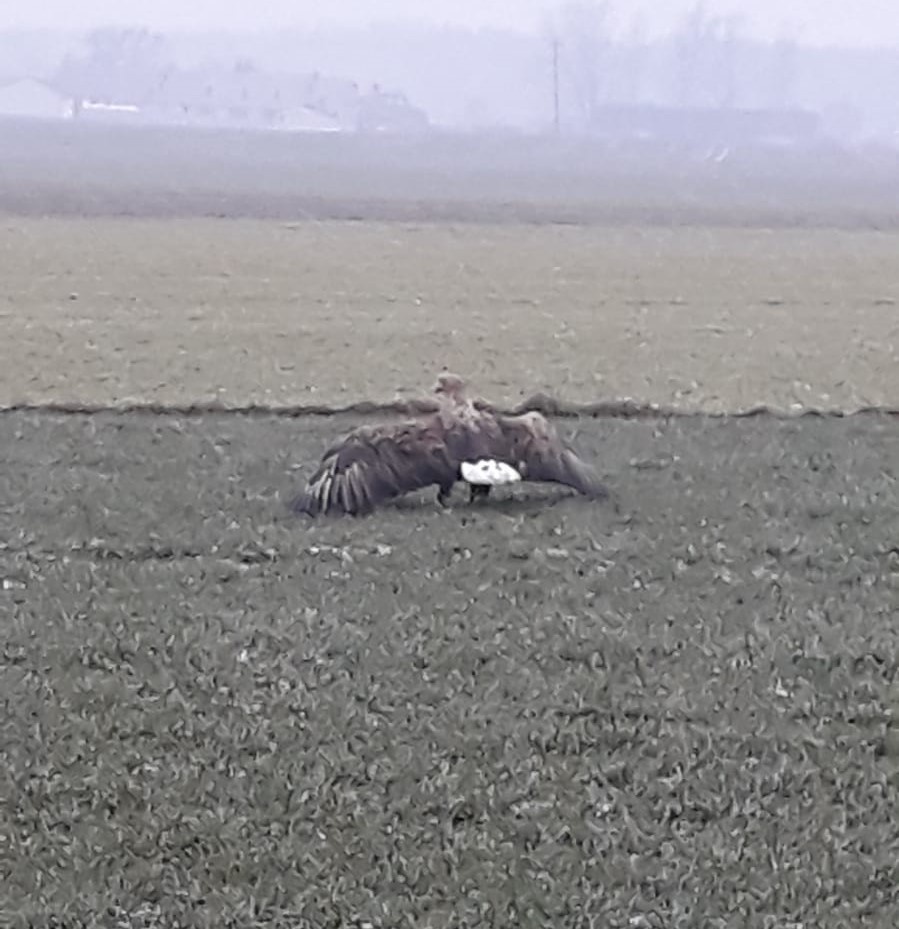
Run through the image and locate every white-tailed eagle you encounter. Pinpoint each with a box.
[289,372,609,516]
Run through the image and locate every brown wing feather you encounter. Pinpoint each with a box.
[496,412,610,499]
[290,418,459,517]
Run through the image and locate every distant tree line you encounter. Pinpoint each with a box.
[546,1,801,128]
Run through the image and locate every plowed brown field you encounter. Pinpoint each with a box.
[3,217,898,414]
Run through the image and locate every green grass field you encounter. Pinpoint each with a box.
[1,119,898,927]
[2,410,898,926]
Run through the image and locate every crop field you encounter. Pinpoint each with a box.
[1,122,899,926]
[3,407,898,926]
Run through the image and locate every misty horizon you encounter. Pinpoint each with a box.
[2,1,899,141]
[3,0,899,50]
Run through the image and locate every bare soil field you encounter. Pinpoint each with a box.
[1,409,898,925]
[3,118,898,414]
[3,216,898,413]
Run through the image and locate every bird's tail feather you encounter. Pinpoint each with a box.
[561,449,611,499]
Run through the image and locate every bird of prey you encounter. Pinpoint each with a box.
[289,372,610,517]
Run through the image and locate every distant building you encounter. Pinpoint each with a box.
[356,87,429,134]
[586,104,822,149]
[46,60,429,135]
[142,65,356,131]
[0,77,73,120]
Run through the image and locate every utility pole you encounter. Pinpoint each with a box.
[552,34,561,133]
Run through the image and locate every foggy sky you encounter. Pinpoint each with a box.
[3,0,899,49]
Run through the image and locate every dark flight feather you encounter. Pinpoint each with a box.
[290,421,457,516]
[495,410,610,499]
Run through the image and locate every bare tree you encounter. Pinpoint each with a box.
[673,4,743,108]
[82,27,169,73]
[618,12,649,105]
[555,1,613,129]
[718,15,742,108]
[769,28,801,108]
[538,16,562,132]
[54,27,171,106]
[673,3,705,106]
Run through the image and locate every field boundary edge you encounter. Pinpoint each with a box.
[1,396,897,421]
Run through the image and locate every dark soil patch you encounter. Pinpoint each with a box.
[4,118,899,231]
[1,411,898,927]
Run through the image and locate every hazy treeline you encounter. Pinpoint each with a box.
[0,2,896,137]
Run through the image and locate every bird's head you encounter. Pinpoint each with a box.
[518,410,552,437]
[433,372,467,399]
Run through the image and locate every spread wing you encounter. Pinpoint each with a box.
[497,412,610,499]
[290,419,459,517]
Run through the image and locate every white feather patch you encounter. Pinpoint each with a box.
[461,459,522,486]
